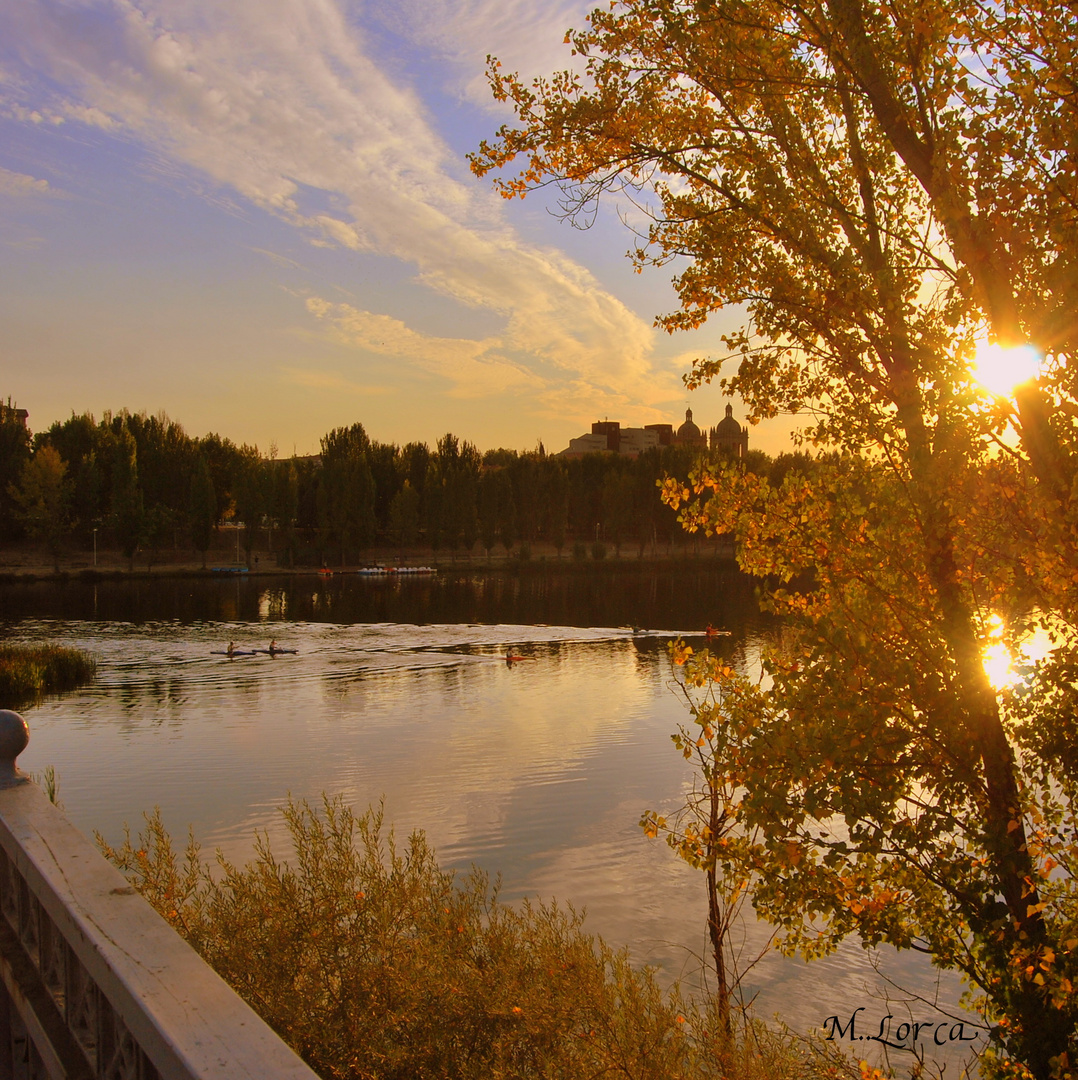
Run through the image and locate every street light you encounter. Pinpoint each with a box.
[92,527,97,568]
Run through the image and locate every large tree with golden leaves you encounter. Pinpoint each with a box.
[473,2,1077,1076]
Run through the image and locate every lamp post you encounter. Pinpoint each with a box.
[92,527,97,568]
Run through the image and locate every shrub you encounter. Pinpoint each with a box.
[572,542,588,563]
[99,799,860,1080]
[591,541,607,561]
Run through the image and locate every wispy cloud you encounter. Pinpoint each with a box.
[375,0,591,107]
[279,365,391,395]
[306,296,542,398]
[251,246,303,271]
[0,0,665,413]
[0,165,51,196]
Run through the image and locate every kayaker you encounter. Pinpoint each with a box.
[226,640,235,659]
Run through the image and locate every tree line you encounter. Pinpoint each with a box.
[1,404,803,568]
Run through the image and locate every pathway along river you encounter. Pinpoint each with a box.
[1,566,980,1073]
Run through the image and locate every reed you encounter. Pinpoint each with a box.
[0,644,96,708]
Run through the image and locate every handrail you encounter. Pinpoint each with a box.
[0,709,321,1080]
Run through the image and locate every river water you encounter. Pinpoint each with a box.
[0,567,982,1073]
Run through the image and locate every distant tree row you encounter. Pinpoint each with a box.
[1,402,811,567]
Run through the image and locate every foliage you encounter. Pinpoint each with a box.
[232,444,267,568]
[0,399,32,542]
[472,2,1078,1076]
[387,481,420,555]
[8,445,70,570]
[97,797,859,1080]
[110,425,145,570]
[0,645,96,709]
[319,424,377,566]
[189,455,217,568]
[641,644,764,1031]
[11,393,727,563]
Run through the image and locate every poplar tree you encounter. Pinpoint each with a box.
[473,3,1078,1074]
[9,446,69,571]
[110,427,145,571]
[189,456,216,570]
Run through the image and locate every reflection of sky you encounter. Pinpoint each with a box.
[11,605,981,1072]
[0,0,801,455]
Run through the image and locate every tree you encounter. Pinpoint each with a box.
[474,4,1078,1075]
[272,460,300,568]
[110,426,145,571]
[388,481,420,562]
[189,456,217,569]
[8,445,69,571]
[496,470,516,557]
[601,470,635,557]
[232,446,266,570]
[544,463,569,558]
[0,400,32,542]
[478,470,500,562]
[319,425,376,567]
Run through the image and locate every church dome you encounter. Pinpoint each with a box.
[715,403,742,436]
[676,407,703,442]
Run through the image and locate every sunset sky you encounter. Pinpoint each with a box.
[0,0,796,455]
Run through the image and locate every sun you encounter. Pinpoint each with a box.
[971,341,1042,399]
[981,614,1054,691]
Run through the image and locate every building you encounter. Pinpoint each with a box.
[562,421,663,457]
[0,400,28,428]
[710,403,749,461]
[673,408,707,449]
[557,406,748,459]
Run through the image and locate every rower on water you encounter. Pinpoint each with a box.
[226,640,235,659]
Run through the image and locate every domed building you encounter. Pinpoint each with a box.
[710,403,749,461]
[673,407,707,449]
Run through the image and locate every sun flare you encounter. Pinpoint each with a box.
[971,342,1042,399]
[981,615,1054,691]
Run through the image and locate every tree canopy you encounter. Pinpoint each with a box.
[473,2,1078,1076]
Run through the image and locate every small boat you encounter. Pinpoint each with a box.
[256,648,298,655]
[357,566,437,575]
[210,649,259,656]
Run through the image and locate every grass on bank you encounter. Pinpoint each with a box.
[98,797,862,1080]
[0,644,96,709]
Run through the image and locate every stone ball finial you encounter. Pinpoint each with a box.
[0,711,29,786]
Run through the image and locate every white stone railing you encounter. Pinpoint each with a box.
[0,710,321,1080]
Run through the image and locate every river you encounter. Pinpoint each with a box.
[0,566,981,1073]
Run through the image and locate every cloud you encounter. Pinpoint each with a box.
[0,165,51,196]
[250,246,303,271]
[0,0,663,403]
[374,0,592,108]
[305,296,542,398]
[279,365,391,395]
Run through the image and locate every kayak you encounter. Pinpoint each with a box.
[257,649,298,655]
[210,650,259,656]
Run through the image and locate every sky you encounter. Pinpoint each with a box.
[0,0,797,456]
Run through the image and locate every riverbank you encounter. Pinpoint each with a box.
[0,536,736,585]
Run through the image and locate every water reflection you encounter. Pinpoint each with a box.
[0,571,978,1072]
[0,564,758,629]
